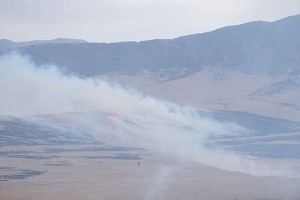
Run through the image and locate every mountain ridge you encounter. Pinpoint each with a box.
[1,14,299,77]
[0,38,87,52]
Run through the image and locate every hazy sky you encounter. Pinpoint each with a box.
[1,0,300,43]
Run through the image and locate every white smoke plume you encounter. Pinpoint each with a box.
[0,52,299,178]
[144,165,178,200]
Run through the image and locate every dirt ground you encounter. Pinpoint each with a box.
[1,143,300,200]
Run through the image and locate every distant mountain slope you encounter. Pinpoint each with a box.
[1,14,299,120]
[0,38,86,52]
[1,14,299,77]
[100,65,300,120]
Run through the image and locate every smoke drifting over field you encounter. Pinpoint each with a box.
[0,52,299,178]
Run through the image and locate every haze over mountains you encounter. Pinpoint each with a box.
[1,14,300,120]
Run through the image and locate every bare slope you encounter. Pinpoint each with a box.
[1,14,299,119]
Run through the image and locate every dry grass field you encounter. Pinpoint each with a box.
[1,142,300,200]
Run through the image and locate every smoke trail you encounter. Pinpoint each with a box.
[144,165,177,200]
[0,52,299,178]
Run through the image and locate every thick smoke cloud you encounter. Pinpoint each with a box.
[0,52,298,178]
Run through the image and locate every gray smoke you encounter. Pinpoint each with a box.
[0,52,299,178]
